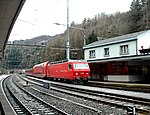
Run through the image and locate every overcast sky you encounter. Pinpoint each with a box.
[9,0,133,41]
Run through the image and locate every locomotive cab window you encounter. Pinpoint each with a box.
[68,64,72,70]
[73,63,89,69]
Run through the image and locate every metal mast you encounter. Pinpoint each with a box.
[66,0,70,60]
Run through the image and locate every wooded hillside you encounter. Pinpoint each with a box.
[41,0,150,61]
[2,0,150,69]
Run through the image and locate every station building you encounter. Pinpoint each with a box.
[83,30,150,82]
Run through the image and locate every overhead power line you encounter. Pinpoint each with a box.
[18,19,34,25]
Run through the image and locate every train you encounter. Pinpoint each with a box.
[25,60,91,84]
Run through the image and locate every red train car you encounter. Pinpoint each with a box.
[25,68,33,76]
[32,61,49,78]
[47,60,91,84]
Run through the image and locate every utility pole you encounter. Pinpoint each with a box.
[66,0,70,60]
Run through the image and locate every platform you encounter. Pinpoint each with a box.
[0,74,16,115]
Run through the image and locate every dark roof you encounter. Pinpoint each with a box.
[83,30,148,49]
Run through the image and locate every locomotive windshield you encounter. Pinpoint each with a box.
[73,63,89,69]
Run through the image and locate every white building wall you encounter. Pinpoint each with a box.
[84,40,137,60]
[137,30,150,54]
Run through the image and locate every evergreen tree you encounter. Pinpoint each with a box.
[142,0,150,29]
[147,0,150,29]
[129,0,143,32]
[86,30,98,44]
[82,18,87,29]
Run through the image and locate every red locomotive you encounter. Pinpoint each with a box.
[25,60,90,84]
[47,60,90,84]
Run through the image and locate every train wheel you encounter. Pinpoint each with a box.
[72,80,77,84]
[83,80,88,85]
[72,79,83,85]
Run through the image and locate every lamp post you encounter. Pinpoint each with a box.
[54,0,70,60]
[54,0,89,60]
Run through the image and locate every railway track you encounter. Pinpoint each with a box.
[17,74,128,114]
[2,75,68,115]
[17,74,150,115]
[16,76,103,114]
[50,83,150,114]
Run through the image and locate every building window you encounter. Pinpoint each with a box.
[89,50,95,58]
[120,45,129,55]
[104,48,109,56]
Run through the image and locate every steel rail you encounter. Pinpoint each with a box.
[6,75,68,115]
[19,74,150,114]
[30,86,102,114]
[3,77,33,115]
[50,83,150,114]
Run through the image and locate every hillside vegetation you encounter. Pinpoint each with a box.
[41,0,150,62]
[1,0,150,69]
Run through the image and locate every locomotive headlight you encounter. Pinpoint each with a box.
[75,72,78,75]
[86,73,89,75]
